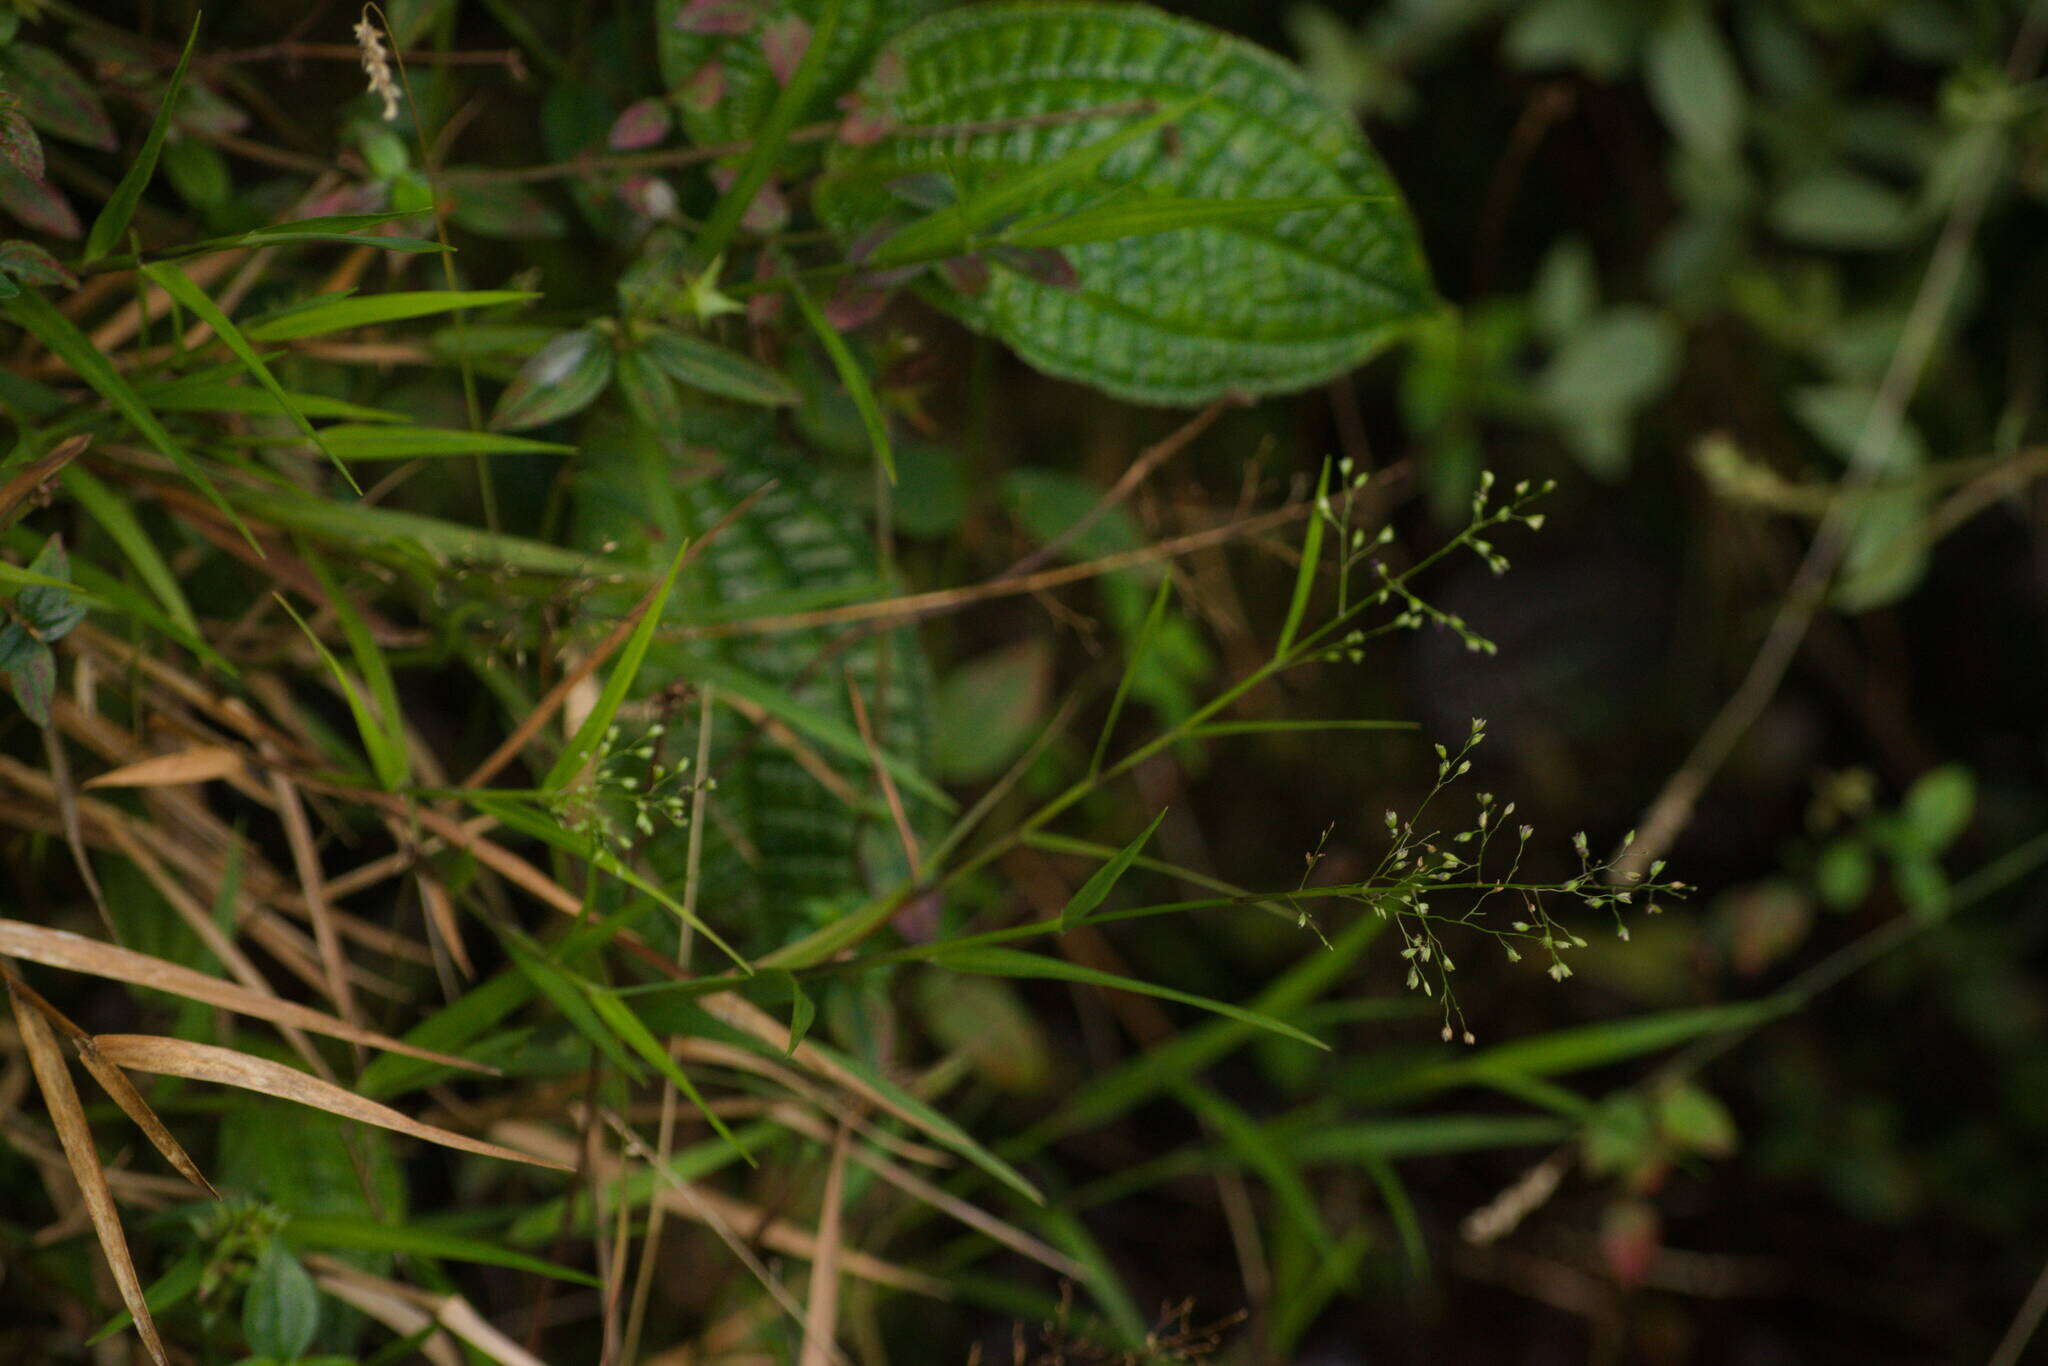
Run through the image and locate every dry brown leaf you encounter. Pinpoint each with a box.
[799,1126,851,1366]
[0,917,485,1072]
[309,1257,554,1366]
[92,1034,571,1171]
[8,990,170,1366]
[83,745,246,790]
[1,966,217,1197]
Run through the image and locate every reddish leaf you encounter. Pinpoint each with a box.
[0,108,43,182]
[0,165,80,239]
[609,98,672,151]
[761,16,812,86]
[0,44,115,149]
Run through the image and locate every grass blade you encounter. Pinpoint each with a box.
[3,290,250,545]
[91,1034,570,1170]
[787,268,893,482]
[82,14,198,262]
[544,539,689,792]
[935,944,1326,1049]
[1275,460,1327,660]
[0,916,486,1068]
[58,463,198,636]
[140,259,356,491]
[8,989,170,1366]
[1059,808,1166,932]
[244,289,536,341]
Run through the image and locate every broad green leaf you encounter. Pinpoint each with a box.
[1644,7,1745,160]
[244,290,537,341]
[932,639,1051,785]
[640,327,800,406]
[1058,808,1166,932]
[867,95,1201,267]
[1771,171,1914,250]
[936,944,1325,1048]
[616,347,683,434]
[817,2,1435,404]
[84,17,199,261]
[490,327,615,430]
[243,1239,321,1362]
[1900,764,1974,853]
[999,194,1379,249]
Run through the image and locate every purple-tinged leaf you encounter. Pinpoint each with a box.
[0,108,43,182]
[673,0,760,36]
[9,639,53,725]
[0,165,79,238]
[761,16,811,86]
[609,98,673,151]
[0,44,114,149]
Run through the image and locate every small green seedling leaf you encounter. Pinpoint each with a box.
[241,1238,321,1362]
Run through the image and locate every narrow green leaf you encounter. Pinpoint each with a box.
[938,944,1326,1048]
[803,1032,1043,1205]
[1276,462,1328,660]
[1091,577,1172,776]
[544,540,689,792]
[1177,1079,1335,1258]
[84,16,200,262]
[787,270,893,481]
[693,0,845,262]
[274,594,407,789]
[141,259,357,491]
[283,1215,600,1286]
[1059,808,1166,932]
[134,376,403,422]
[309,424,575,461]
[302,548,408,791]
[244,289,537,341]
[581,982,747,1158]
[57,465,197,636]
[2,290,249,544]
[87,1251,203,1345]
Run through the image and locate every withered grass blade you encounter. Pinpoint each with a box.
[91,1034,571,1171]
[83,745,246,790]
[0,917,488,1071]
[8,987,171,1366]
